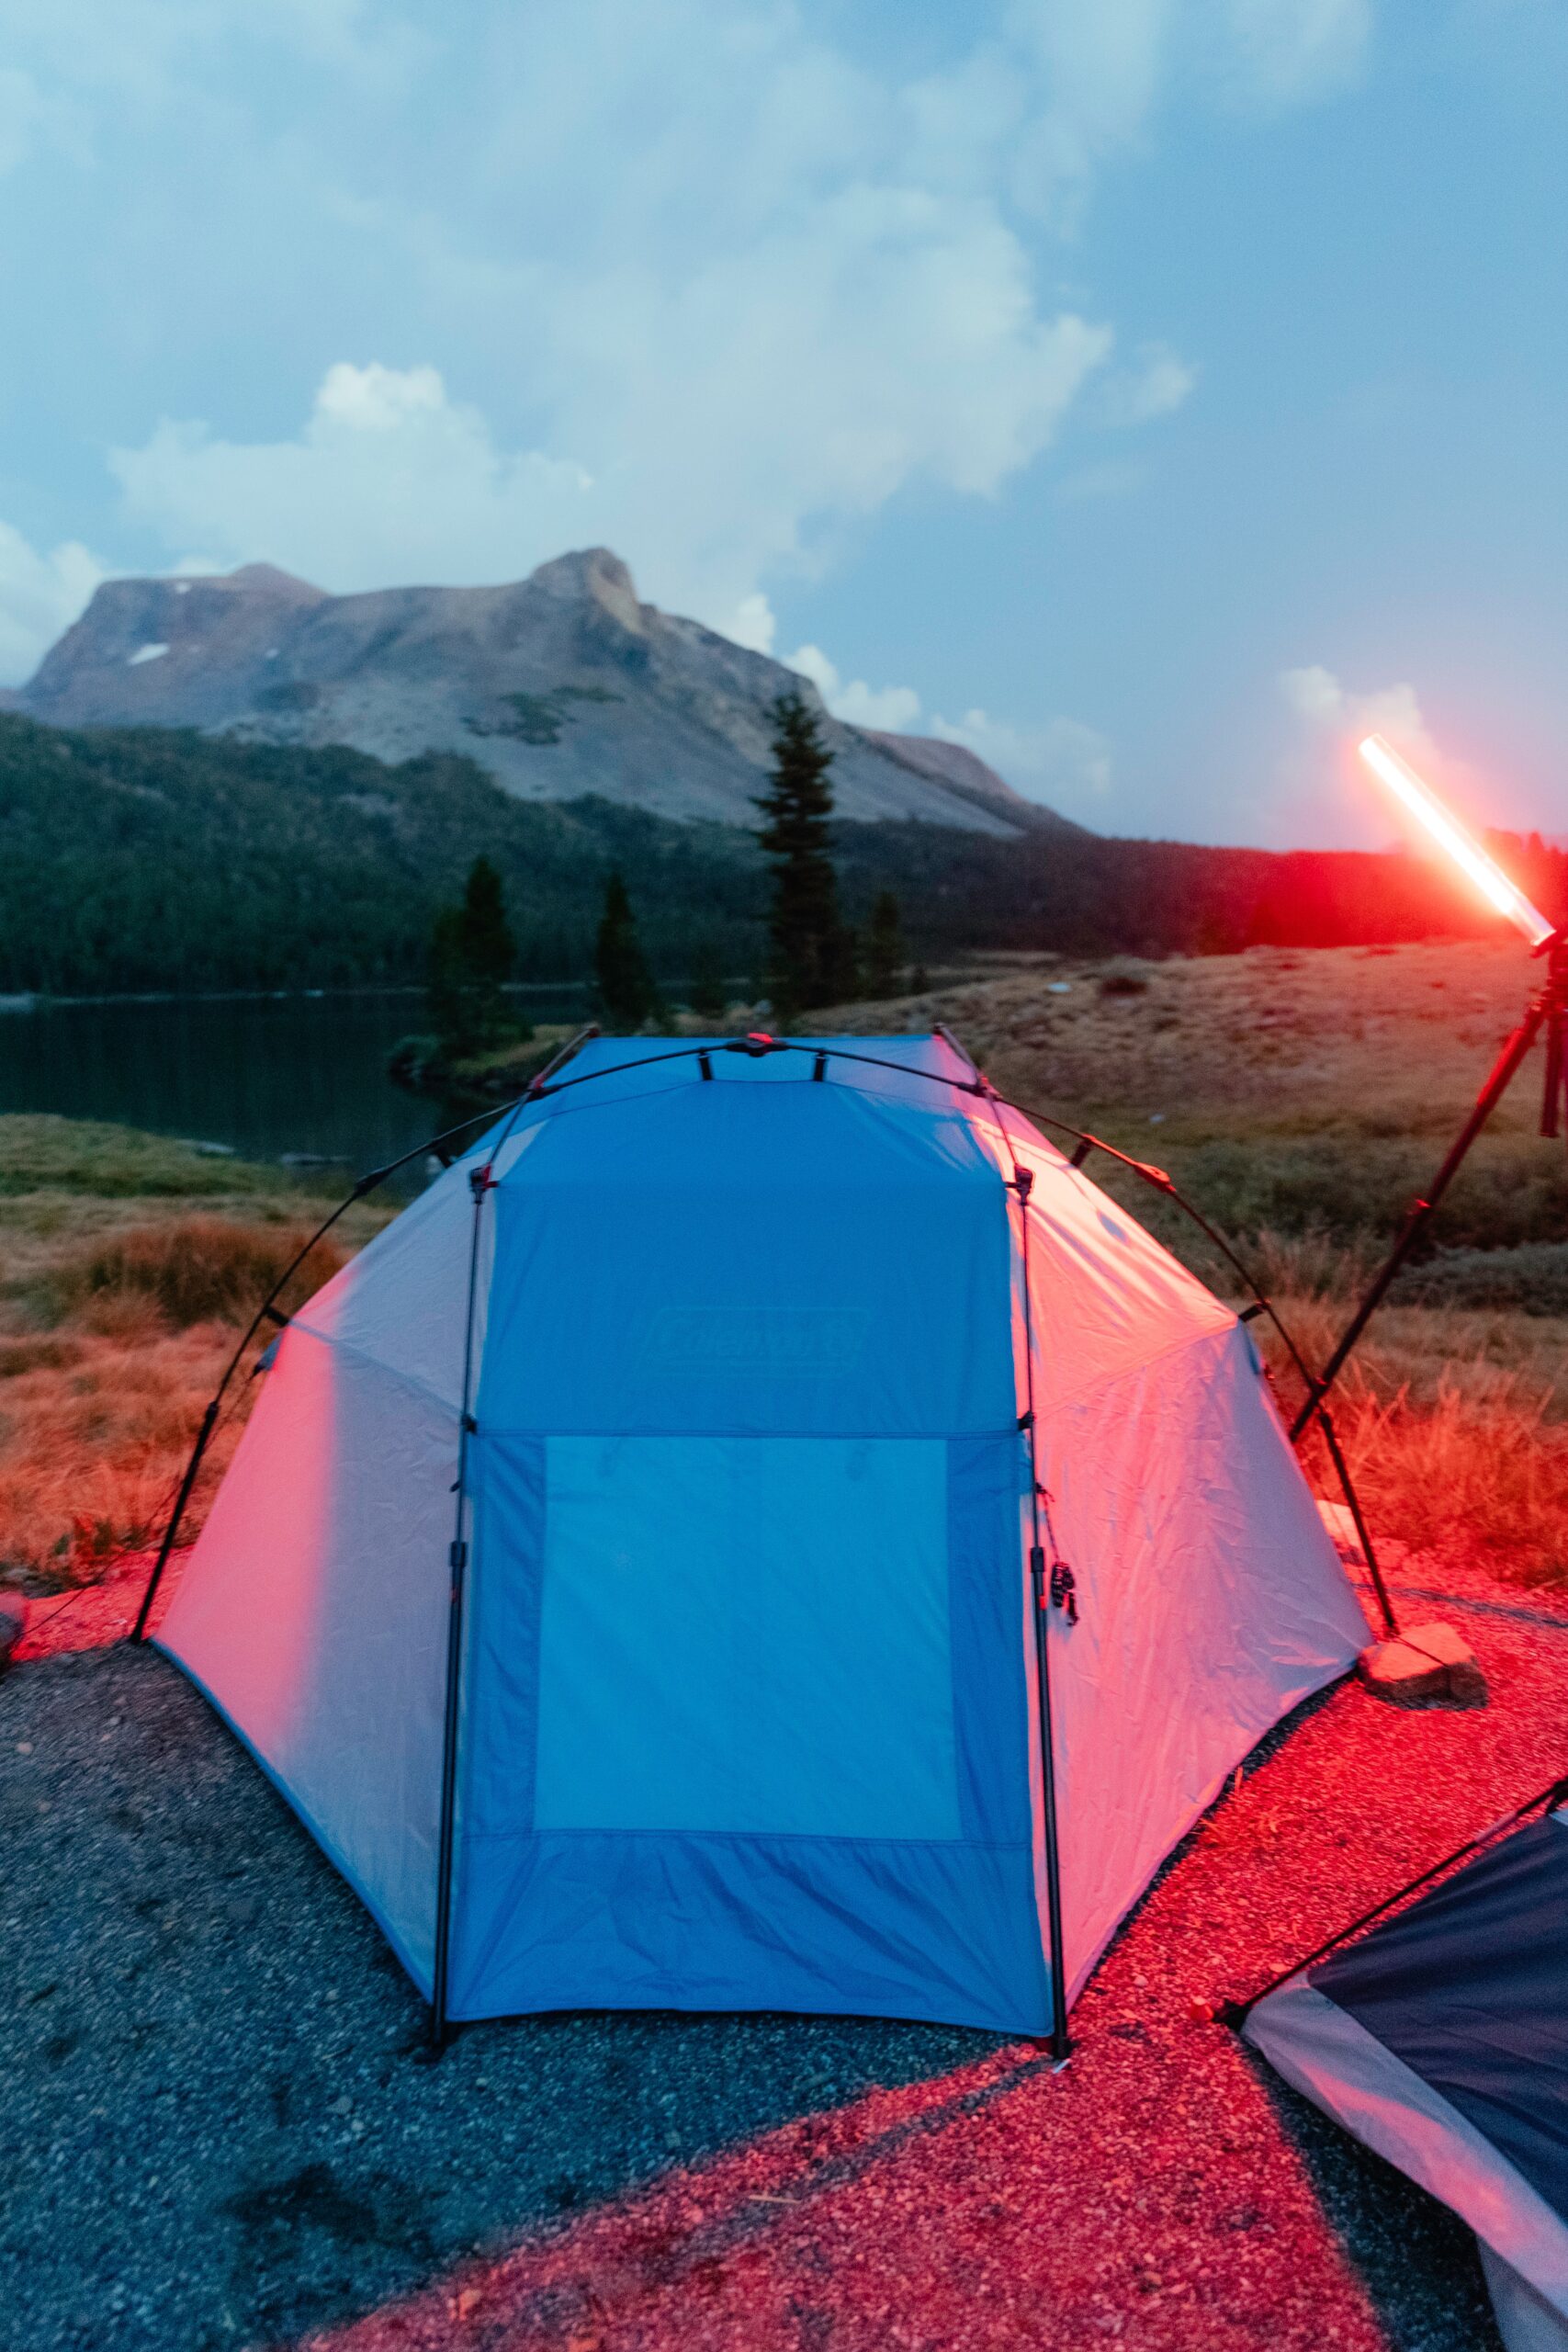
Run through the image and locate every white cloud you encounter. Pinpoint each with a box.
[1095,342,1198,427]
[931,707,1115,808]
[725,593,778,657]
[0,521,106,686]
[112,260,1111,631]
[83,0,1374,633]
[787,641,1112,812]
[1001,0,1371,218]
[1272,662,1434,847]
[1003,0,1177,221]
[4,0,1377,687]
[1213,0,1371,107]
[788,644,923,733]
[111,364,596,594]
[1280,662,1430,754]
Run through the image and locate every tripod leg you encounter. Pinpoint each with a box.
[1319,1408,1398,1639]
[1541,1007,1563,1142]
[1292,995,1547,1440]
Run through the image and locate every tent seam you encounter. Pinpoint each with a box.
[284,1322,467,1421]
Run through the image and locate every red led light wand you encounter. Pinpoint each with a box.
[1292,736,1566,1441]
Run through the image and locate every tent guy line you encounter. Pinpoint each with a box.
[142,1031,1370,2054]
[131,1029,1398,1657]
[1213,1769,1568,2030]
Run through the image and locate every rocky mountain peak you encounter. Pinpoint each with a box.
[17,548,1075,838]
[527,547,642,630]
[211,562,328,604]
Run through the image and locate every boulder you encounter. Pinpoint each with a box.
[1359,1621,1486,1709]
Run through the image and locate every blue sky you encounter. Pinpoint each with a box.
[0,0,1562,846]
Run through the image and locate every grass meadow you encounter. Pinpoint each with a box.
[0,1118,386,1588]
[839,933,1568,1586]
[1,932,1564,1592]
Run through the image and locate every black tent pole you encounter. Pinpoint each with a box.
[130,1182,373,1644]
[1212,1767,1568,2027]
[429,1161,491,2052]
[126,1094,538,1647]
[130,1399,220,1643]
[1029,1543,1071,2061]
[1003,1148,1071,2061]
[426,1025,601,2046]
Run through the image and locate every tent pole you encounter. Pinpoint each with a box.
[430,1162,491,2052]
[130,1398,220,1643]
[129,1094,536,1648]
[1211,1767,1568,2027]
[1030,1544,1071,2060]
[1006,1155,1071,2061]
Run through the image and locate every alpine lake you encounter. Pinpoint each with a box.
[0,986,594,1198]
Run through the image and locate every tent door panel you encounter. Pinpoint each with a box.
[533,1434,958,1842]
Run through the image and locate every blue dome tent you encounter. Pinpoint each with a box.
[1245,1791,1568,2352]
[153,1033,1367,2042]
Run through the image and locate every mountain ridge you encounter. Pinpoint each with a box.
[17,548,1071,838]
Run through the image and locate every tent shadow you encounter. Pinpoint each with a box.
[1239,2047,1505,2352]
[3,1643,1011,2351]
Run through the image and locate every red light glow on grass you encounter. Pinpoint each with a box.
[1359,733,1554,947]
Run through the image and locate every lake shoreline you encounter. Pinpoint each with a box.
[0,978,595,1012]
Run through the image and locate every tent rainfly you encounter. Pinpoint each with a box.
[1247,1806,1568,2352]
[155,1034,1370,2041]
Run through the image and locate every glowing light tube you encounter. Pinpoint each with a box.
[1359,733,1554,947]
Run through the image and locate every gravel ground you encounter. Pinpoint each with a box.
[4,1553,1566,2352]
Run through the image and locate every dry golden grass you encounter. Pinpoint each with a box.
[1317,1376,1568,1586]
[0,1319,242,1582]
[50,1216,347,1332]
[0,1121,385,1589]
[843,935,1547,1135]
[6,940,1566,1591]
[823,938,1568,1585]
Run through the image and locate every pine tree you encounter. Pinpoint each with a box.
[594,869,660,1031]
[687,940,728,1018]
[426,855,527,1057]
[864,890,908,1000]
[756,691,852,1017]
[460,857,516,1001]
